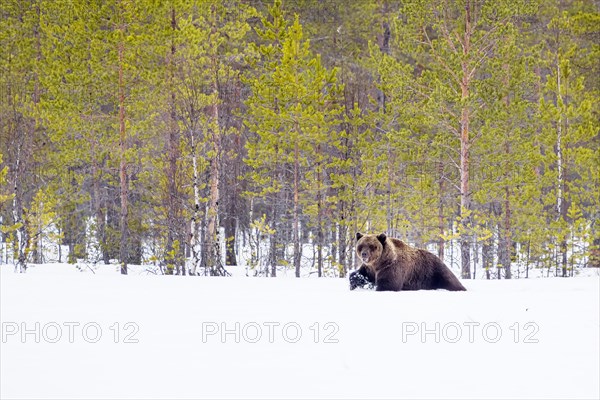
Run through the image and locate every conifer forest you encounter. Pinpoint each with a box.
[1,0,598,278]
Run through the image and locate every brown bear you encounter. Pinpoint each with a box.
[349,232,466,291]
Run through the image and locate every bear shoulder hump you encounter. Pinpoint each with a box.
[389,237,406,248]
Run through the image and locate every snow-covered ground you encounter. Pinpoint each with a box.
[1,263,599,399]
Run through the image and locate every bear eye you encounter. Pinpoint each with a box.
[369,245,375,251]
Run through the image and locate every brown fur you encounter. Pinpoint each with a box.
[353,232,466,291]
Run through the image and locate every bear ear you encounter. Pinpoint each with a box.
[377,233,387,245]
[356,232,363,241]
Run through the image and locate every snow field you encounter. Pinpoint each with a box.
[1,264,598,399]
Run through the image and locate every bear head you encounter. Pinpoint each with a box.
[355,232,387,266]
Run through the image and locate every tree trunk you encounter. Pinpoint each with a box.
[293,140,301,277]
[500,187,513,279]
[12,170,27,273]
[458,1,473,280]
[459,97,471,279]
[118,28,128,275]
[472,240,477,279]
[205,113,221,274]
[268,193,278,277]
[526,240,531,278]
[224,214,237,267]
[386,141,393,234]
[338,212,347,278]
[482,237,492,280]
[316,144,323,277]
[165,6,180,275]
[556,57,569,278]
[204,5,226,276]
[189,130,201,276]
[502,63,513,279]
[495,222,504,279]
[317,226,323,277]
[437,160,445,261]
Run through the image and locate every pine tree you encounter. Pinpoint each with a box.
[392,0,537,278]
[538,3,599,276]
[245,7,341,277]
[0,0,48,271]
